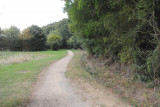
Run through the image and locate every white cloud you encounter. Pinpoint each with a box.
[0,0,68,31]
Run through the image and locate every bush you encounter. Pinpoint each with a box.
[47,31,62,50]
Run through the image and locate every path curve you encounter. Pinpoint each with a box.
[27,50,89,107]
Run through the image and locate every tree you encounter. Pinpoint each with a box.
[0,28,8,50]
[29,25,46,51]
[64,0,160,82]
[2,26,21,50]
[21,25,46,51]
[58,19,72,48]
[47,31,62,50]
[42,22,56,36]
[67,33,82,49]
[20,28,32,51]
[42,19,72,49]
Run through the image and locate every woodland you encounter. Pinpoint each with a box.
[64,0,160,83]
[0,19,81,51]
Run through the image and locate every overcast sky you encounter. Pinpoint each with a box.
[0,0,68,31]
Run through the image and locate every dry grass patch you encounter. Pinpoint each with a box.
[0,51,54,65]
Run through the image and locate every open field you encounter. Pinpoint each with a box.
[0,50,67,107]
[0,51,56,65]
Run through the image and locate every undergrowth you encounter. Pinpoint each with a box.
[81,53,160,107]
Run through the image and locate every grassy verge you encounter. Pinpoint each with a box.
[66,50,160,107]
[66,50,93,81]
[0,50,67,107]
[66,50,133,107]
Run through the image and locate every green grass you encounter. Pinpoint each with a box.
[0,50,67,107]
[66,50,93,81]
[66,50,139,107]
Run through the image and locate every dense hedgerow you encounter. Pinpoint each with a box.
[64,0,160,82]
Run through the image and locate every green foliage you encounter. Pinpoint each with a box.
[0,19,80,51]
[29,25,46,51]
[118,47,131,63]
[47,31,62,50]
[64,0,160,82]
[42,23,56,36]
[43,19,74,49]
[21,25,46,51]
[0,26,22,51]
[67,33,82,49]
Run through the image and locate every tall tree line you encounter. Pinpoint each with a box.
[0,26,21,51]
[0,25,46,51]
[64,0,160,82]
[42,18,82,49]
[0,19,81,51]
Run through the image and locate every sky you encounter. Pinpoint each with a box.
[0,0,68,31]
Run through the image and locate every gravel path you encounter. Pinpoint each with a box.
[27,51,89,107]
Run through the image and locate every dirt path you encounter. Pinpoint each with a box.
[27,51,89,107]
[27,50,132,107]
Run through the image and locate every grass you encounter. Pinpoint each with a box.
[66,50,133,107]
[0,51,58,65]
[0,50,67,107]
[65,50,93,81]
[66,50,160,107]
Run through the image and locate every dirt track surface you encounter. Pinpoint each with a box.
[27,51,89,107]
[27,50,132,107]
